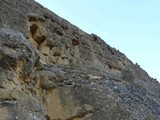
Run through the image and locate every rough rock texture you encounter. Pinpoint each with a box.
[0,0,160,120]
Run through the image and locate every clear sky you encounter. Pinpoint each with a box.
[35,0,160,82]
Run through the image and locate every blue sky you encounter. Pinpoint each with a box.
[35,0,160,82]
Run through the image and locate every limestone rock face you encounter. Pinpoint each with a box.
[0,0,160,120]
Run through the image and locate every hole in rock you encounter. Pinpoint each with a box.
[55,30,63,36]
[72,39,79,46]
[30,24,38,35]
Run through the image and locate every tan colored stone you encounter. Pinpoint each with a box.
[0,107,11,120]
[29,37,39,48]
[48,56,56,63]
[57,57,63,65]
[50,47,61,56]
[45,89,64,119]
[33,27,47,44]
[88,74,103,80]
[62,58,70,65]
[41,39,48,46]
[39,46,50,55]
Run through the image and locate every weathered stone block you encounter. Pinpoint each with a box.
[39,46,50,55]
[33,27,47,44]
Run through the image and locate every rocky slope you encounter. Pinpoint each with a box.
[0,0,160,120]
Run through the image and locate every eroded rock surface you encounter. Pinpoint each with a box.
[0,0,160,120]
